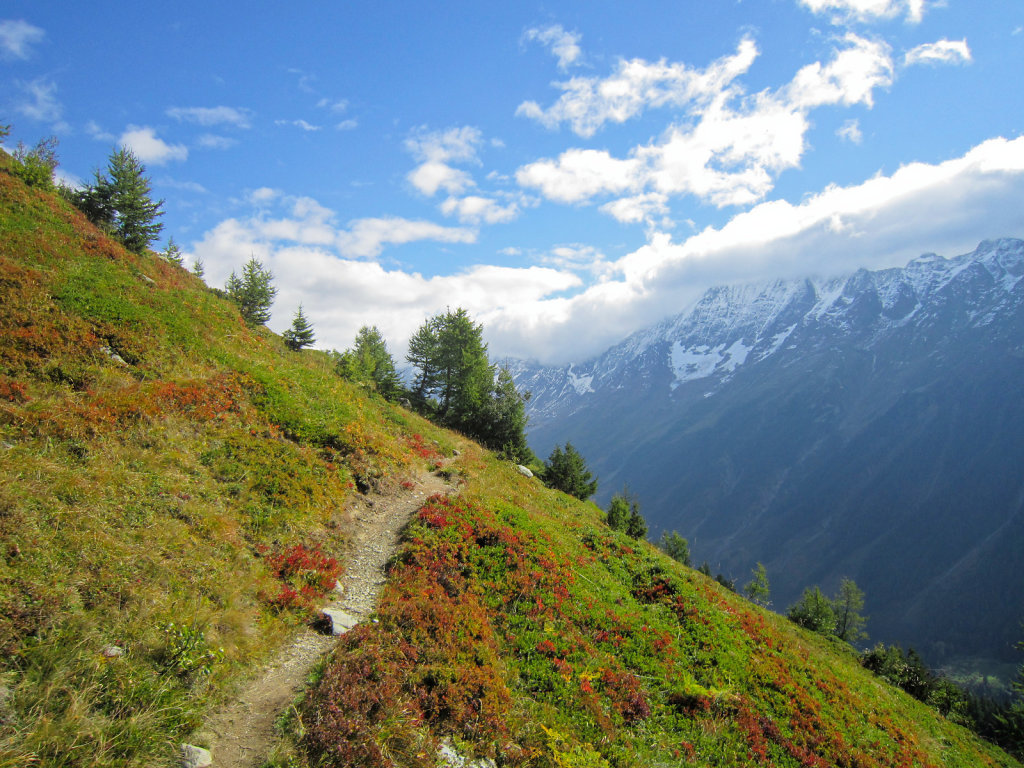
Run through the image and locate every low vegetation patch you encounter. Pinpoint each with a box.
[293,462,1019,767]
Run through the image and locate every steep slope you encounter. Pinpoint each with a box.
[0,157,1018,767]
[513,239,1024,668]
[0,156,460,766]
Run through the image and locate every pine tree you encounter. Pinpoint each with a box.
[163,237,184,266]
[606,495,630,532]
[192,256,205,279]
[476,366,533,463]
[544,442,598,500]
[228,257,277,326]
[337,325,402,398]
[625,502,648,540]
[107,148,164,253]
[744,562,771,606]
[659,531,691,566]
[11,135,59,188]
[283,305,316,350]
[69,147,164,253]
[788,586,836,634]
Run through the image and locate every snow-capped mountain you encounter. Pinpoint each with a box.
[513,238,1024,666]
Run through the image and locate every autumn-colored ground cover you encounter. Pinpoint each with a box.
[294,459,1019,767]
[0,153,1018,768]
[0,157,456,766]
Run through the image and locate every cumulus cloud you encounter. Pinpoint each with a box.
[522,24,583,70]
[517,37,758,138]
[517,148,641,204]
[119,126,188,165]
[517,34,892,211]
[904,39,972,67]
[15,77,62,123]
[167,106,254,128]
[336,216,476,258]
[405,126,483,196]
[798,0,928,24]
[0,19,44,60]
[184,138,1024,365]
[186,197,575,355]
[440,195,520,225]
[489,136,1024,363]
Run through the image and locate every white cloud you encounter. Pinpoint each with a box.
[408,161,474,197]
[183,139,1024,365]
[798,0,928,24]
[517,37,758,138]
[522,24,583,70]
[167,106,254,128]
[517,34,893,211]
[837,118,863,143]
[248,187,280,205]
[440,195,520,225]
[15,77,62,122]
[186,200,575,355]
[336,119,358,130]
[336,217,476,258]
[517,148,641,203]
[904,39,971,67]
[197,134,238,150]
[119,126,188,165]
[490,136,1024,363]
[274,119,322,131]
[317,97,349,112]
[783,34,892,109]
[0,19,44,60]
[599,193,670,225]
[405,126,483,196]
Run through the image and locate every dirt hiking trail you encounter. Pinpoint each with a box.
[201,465,455,767]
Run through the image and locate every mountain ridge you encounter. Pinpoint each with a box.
[513,237,1024,668]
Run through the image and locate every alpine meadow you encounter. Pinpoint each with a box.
[3,2,1024,766]
[2,122,1023,766]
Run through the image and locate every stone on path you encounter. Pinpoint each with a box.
[321,608,359,636]
[180,744,212,768]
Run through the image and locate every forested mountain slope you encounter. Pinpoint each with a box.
[513,239,1024,669]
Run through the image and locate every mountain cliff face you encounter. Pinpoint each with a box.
[514,238,1024,666]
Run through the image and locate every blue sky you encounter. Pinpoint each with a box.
[3,1,1023,363]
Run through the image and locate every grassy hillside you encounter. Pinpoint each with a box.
[0,156,1018,767]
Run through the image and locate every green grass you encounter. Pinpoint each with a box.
[0,153,1019,768]
[0,158,455,766]
[292,450,1020,767]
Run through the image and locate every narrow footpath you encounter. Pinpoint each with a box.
[200,466,455,767]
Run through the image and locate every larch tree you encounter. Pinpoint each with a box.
[832,578,868,644]
[659,531,691,566]
[744,563,771,607]
[337,325,402,399]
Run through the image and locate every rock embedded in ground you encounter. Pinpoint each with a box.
[321,608,359,636]
[180,744,212,768]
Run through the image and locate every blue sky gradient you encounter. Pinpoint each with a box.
[3,1,1023,362]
